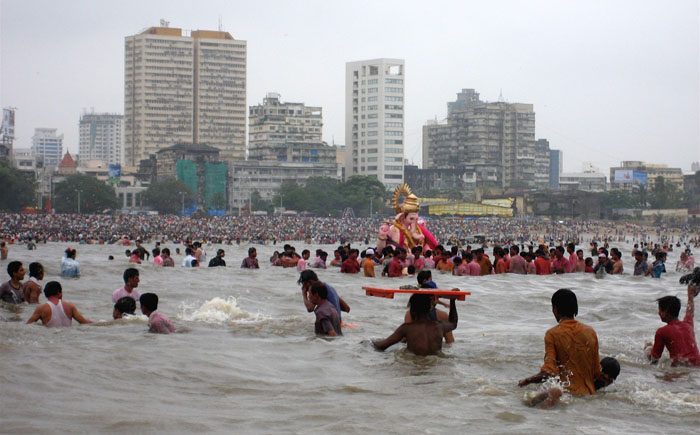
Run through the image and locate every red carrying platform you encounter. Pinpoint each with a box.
[362,287,470,301]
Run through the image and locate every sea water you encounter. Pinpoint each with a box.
[1,242,699,434]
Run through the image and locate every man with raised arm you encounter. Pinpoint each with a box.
[372,290,458,356]
[645,284,699,366]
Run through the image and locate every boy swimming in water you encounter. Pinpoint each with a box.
[372,290,458,356]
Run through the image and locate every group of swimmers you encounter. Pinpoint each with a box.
[1,260,175,334]
[2,237,699,409]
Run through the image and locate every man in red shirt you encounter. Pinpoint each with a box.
[340,249,361,274]
[388,248,406,277]
[645,284,700,366]
[534,250,551,275]
[551,246,570,274]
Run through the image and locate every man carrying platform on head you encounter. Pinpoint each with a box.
[372,290,458,356]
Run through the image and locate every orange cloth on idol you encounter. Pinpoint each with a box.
[540,318,602,395]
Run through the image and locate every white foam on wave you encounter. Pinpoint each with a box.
[178,296,263,324]
[629,387,700,412]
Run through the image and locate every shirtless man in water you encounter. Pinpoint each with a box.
[26,281,91,327]
[372,291,458,356]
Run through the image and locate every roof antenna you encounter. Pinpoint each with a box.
[218,15,223,31]
[498,89,505,102]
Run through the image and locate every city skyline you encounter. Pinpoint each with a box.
[1,0,698,174]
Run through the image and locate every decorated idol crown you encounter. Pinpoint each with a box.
[392,183,420,214]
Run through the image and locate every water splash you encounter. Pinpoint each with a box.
[178,296,262,324]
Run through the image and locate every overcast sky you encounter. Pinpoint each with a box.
[1,0,698,173]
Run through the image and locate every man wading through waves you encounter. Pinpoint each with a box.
[518,289,616,405]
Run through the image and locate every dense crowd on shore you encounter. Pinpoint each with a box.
[1,213,698,247]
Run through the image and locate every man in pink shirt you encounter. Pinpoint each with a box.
[153,248,164,266]
[112,268,141,303]
[508,246,528,274]
[140,292,176,334]
[463,252,482,276]
[566,243,578,273]
[297,249,310,272]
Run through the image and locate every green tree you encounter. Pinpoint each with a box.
[0,161,37,211]
[342,175,388,216]
[250,190,273,213]
[54,174,119,213]
[143,178,194,214]
[649,176,682,209]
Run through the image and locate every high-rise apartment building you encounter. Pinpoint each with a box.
[534,139,551,189]
[345,59,405,187]
[79,112,124,166]
[124,26,246,166]
[422,89,536,190]
[549,149,562,188]
[31,128,63,167]
[249,93,334,164]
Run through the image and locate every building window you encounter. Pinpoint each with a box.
[385,96,403,102]
[368,87,378,93]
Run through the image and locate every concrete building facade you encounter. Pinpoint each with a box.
[79,112,124,166]
[124,26,246,166]
[31,128,63,167]
[229,160,339,210]
[422,89,536,190]
[249,93,334,164]
[345,58,405,187]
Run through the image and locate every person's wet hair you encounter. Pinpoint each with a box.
[114,296,136,316]
[551,289,578,318]
[408,293,432,321]
[310,281,328,299]
[656,295,681,318]
[140,293,158,312]
[7,261,22,277]
[43,281,62,298]
[123,268,139,284]
[417,270,432,284]
[28,262,43,278]
[297,270,319,285]
[601,357,620,380]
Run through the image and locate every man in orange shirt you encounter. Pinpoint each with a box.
[475,248,493,276]
[518,289,609,397]
[363,249,376,277]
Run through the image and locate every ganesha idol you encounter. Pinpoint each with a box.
[376,183,438,254]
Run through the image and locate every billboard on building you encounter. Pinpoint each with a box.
[632,171,647,185]
[1,108,15,140]
[108,164,121,179]
[614,169,633,183]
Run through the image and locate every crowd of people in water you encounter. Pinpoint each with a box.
[1,212,699,248]
[1,213,699,408]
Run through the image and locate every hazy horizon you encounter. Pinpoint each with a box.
[1,0,698,174]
